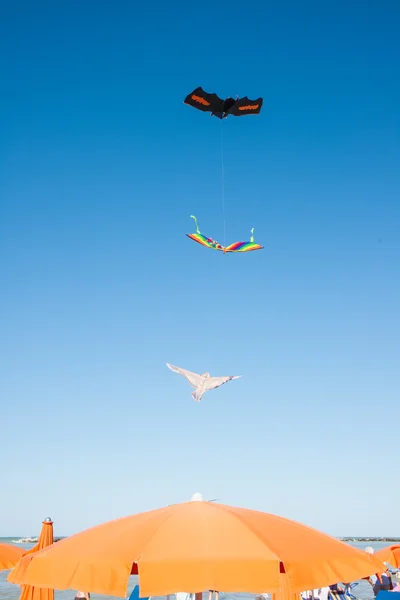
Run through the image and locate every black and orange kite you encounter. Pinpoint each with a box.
[184,87,263,119]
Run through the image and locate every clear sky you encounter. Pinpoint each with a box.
[1,0,399,538]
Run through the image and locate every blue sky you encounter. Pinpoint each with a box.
[0,0,399,538]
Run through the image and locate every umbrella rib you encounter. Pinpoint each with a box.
[214,504,283,561]
[134,507,179,563]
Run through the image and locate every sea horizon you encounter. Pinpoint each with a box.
[2,536,400,543]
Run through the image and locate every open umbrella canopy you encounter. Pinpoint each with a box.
[16,518,54,600]
[0,543,25,571]
[375,545,400,568]
[8,500,385,598]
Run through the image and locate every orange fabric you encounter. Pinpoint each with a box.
[8,502,386,598]
[238,104,259,111]
[191,94,210,106]
[18,520,54,600]
[375,545,400,567]
[272,573,301,600]
[0,543,25,570]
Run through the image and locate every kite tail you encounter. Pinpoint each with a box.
[250,228,255,243]
[190,215,201,234]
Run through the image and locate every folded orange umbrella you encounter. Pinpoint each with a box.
[375,545,400,568]
[16,518,54,600]
[8,499,385,598]
[0,543,25,570]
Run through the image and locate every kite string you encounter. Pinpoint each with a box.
[220,120,226,247]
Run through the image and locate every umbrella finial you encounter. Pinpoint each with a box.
[190,493,204,502]
[43,517,53,522]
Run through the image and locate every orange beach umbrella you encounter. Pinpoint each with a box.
[375,545,400,568]
[0,543,25,570]
[8,499,385,598]
[16,518,54,600]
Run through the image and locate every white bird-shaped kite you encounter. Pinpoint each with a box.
[166,363,241,402]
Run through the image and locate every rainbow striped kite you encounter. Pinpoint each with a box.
[187,216,263,253]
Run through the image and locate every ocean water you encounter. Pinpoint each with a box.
[0,538,394,600]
